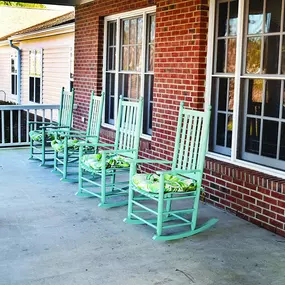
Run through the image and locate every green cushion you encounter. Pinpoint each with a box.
[81,153,130,171]
[51,138,80,152]
[29,130,55,142]
[132,173,196,194]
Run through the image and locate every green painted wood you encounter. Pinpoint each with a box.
[77,96,144,207]
[53,91,104,180]
[29,87,75,166]
[125,104,218,241]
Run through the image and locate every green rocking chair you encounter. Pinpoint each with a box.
[29,87,75,166]
[76,95,144,208]
[51,91,104,182]
[124,102,218,241]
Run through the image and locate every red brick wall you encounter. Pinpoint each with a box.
[203,158,285,237]
[74,0,209,160]
[74,0,285,237]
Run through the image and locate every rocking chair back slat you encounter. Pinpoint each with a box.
[87,92,104,137]
[59,88,75,127]
[115,96,143,159]
[172,102,211,178]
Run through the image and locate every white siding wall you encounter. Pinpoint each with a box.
[21,49,29,105]
[0,47,16,102]
[42,47,70,105]
[19,33,74,106]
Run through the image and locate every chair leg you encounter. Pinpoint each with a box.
[29,138,33,159]
[62,137,68,180]
[156,178,165,238]
[52,150,58,173]
[191,187,201,231]
[98,166,106,207]
[40,131,46,166]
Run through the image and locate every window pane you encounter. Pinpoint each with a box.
[263,36,280,74]
[227,38,236,73]
[122,47,128,70]
[144,74,154,135]
[229,0,238,36]
[245,117,261,154]
[217,39,226,72]
[148,44,154,71]
[218,78,227,111]
[123,20,129,45]
[105,73,115,124]
[218,2,228,37]
[29,77,34,102]
[227,114,233,147]
[11,75,17,95]
[35,78,41,103]
[247,79,263,115]
[149,15,155,43]
[136,46,142,72]
[228,79,235,111]
[282,84,285,119]
[281,36,285,74]
[264,80,281,118]
[261,120,278,158]
[137,18,143,44]
[108,22,116,46]
[216,113,226,146]
[248,0,264,35]
[279,123,285,160]
[266,0,282,33]
[129,46,135,70]
[246,37,261,74]
[130,19,136,44]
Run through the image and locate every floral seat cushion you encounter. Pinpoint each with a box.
[81,153,130,171]
[51,138,80,152]
[29,130,55,142]
[132,173,196,194]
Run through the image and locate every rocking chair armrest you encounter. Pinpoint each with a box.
[156,169,202,175]
[78,142,115,148]
[99,149,136,155]
[60,130,87,138]
[28,121,56,126]
[131,159,173,165]
[41,125,69,130]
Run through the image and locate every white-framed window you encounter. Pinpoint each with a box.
[11,52,17,96]
[103,7,156,136]
[29,49,42,103]
[70,47,74,92]
[208,0,285,171]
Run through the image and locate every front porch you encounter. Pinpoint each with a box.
[1,148,285,285]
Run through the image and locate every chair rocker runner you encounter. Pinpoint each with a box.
[29,87,75,166]
[124,102,218,241]
[52,92,104,182]
[76,95,143,208]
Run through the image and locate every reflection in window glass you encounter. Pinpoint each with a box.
[245,118,261,155]
[229,0,238,36]
[261,120,278,158]
[247,79,263,115]
[266,0,282,33]
[264,80,281,118]
[227,38,236,73]
[248,0,263,34]
[246,37,261,74]
[218,2,228,37]
[217,39,226,72]
[263,36,280,74]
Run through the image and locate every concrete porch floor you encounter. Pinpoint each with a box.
[1,148,285,285]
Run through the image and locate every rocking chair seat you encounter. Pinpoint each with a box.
[51,138,80,152]
[132,173,196,194]
[80,153,130,172]
[29,129,55,142]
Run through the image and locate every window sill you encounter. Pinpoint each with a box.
[206,151,285,180]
